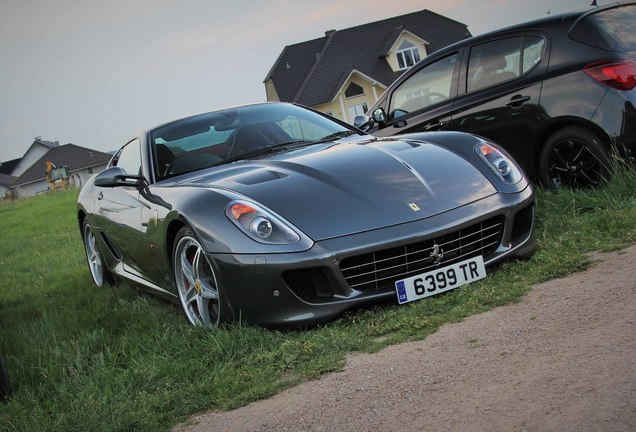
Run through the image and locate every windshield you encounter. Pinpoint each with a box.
[150,103,355,180]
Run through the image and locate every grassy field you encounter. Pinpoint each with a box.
[1,165,636,432]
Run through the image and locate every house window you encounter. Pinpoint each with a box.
[88,167,93,174]
[396,40,421,70]
[345,82,364,98]
[347,103,368,122]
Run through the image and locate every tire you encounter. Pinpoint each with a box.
[539,126,612,189]
[0,356,8,402]
[172,227,230,328]
[82,221,114,286]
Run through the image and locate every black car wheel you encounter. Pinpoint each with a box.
[82,221,114,286]
[173,227,229,328]
[539,126,611,189]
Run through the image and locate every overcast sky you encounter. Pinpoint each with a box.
[0,0,601,162]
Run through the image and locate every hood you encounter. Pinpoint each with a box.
[179,139,497,241]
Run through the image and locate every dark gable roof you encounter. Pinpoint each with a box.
[266,9,471,107]
[12,144,111,186]
[38,139,59,149]
[0,158,21,175]
[265,37,328,103]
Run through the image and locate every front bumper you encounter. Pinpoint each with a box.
[209,187,536,327]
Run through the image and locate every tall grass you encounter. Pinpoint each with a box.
[1,163,635,431]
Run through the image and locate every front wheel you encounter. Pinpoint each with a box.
[83,221,114,286]
[173,227,229,328]
[539,126,612,189]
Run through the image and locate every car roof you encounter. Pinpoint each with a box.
[423,1,633,57]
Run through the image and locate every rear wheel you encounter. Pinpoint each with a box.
[82,221,114,286]
[539,126,612,189]
[173,227,228,328]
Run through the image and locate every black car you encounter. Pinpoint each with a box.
[78,103,535,328]
[359,2,636,188]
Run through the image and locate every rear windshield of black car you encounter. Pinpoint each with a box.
[569,4,636,51]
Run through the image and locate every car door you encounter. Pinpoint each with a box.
[94,138,147,276]
[373,51,461,137]
[448,34,549,173]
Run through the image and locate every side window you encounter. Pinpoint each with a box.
[113,139,141,175]
[388,53,458,119]
[468,36,545,92]
[522,37,546,74]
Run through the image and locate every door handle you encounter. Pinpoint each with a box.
[506,95,531,108]
[97,191,103,200]
[424,121,447,131]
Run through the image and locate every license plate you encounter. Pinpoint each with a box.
[395,256,486,304]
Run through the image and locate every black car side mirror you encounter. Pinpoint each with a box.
[94,166,143,188]
[353,115,374,132]
[372,108,387,124]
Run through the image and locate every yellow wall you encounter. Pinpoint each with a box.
[264,79,280,102]
[266,73,385,124]
[314,74,386,123]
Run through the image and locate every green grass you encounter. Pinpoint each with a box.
[1,162,636,432]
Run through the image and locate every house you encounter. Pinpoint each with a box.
[10,138,60,178]
[264,9,471,123]
[0,157,21,200]
[0,174,16,200]
[10,143,111,198]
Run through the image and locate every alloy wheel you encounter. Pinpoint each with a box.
[174,235,220,328]
[547,138,606,189]
[83,224,105,286]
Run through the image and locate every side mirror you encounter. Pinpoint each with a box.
[353,115,374,132]
[353,115,369,128]
[372,108,387,124]
[94,166,143,188]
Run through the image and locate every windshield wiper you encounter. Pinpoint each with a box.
[314,130,357,143]
[211,142,292,167]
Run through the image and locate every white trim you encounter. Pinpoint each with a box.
[330,69,387,103]
[339,93,347,123]
[387,30,429,55]
[372,85,378,100]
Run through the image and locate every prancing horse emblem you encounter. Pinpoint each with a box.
[408,203,421,211]
[430,244,444,265]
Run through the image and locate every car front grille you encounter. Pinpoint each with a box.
[340,216,504,293]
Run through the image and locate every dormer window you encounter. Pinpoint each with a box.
[396,40,421,70]
[345,82,364,98]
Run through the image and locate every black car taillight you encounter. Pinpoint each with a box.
[584,60,636,91]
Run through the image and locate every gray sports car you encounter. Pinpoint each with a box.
[78,103,536,328]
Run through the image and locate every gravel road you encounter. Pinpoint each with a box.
[176,246,636,432]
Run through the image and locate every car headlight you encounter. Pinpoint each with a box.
[225,200,301,244]
[475,142,522,184]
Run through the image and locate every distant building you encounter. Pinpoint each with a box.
[2,138,111,198]
[10,138,59,178]
[264,9,471,123]
[0,174,15,200]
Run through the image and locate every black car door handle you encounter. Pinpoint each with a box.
[506,95,531,108]
[424,121,447,131]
